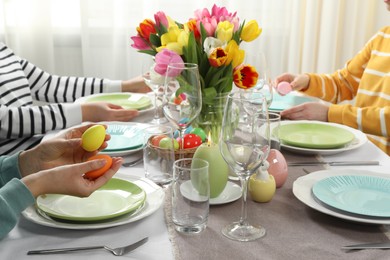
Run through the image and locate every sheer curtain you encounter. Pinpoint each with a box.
[0,0,388,81]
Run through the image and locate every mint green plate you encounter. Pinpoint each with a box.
[85,93,152,110]
[312,175,390,217]
[278,122,355,149]
[104,123,148,152]
[36,178,146,222]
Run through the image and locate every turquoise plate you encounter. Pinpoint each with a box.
[312,175,390,217]
[269,92,316,111]
[104,123,148,152]
[36,178,146,222]
[278,122,355,149]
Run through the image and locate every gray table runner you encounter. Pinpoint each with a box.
[164,151,390,259]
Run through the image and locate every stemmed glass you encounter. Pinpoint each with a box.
[245,52,273,108]
[219,91,270,241]
[142,58,168,124]
[162,63,202,155]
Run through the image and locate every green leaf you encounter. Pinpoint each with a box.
[149,34,161,47]
[138,50,158,56]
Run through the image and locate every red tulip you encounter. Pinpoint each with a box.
[233,64,258,89]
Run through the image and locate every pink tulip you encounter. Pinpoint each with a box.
[130,36,150,50]
[154,11,169,28]
[154,49,184,77]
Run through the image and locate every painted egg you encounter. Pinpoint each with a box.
[190,127,207,142]
[81,125,106,152]
[178,134,202,149]
[84,154,113,179]
[267,149,288,188]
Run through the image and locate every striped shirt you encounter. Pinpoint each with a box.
[0,43,121,155]
[303,26,390,155]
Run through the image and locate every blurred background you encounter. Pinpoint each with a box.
[0,0,388,81]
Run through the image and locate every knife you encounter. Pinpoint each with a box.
[342,242,390,250]
[287,161,380,166]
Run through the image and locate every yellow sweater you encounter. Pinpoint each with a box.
[303,26,390,155]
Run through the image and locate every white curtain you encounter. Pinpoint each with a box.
[0,0,388,81]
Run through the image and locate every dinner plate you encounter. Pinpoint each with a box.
[272,120,367,155]
[278,122,355,149]
[269,92,317,112]
[22,173,165,229]
[293,169,390,224]
[104,123,149,152]
[36,178,146,222]
[180,181,241,205]
[312,175,390,217]
[76,92,153,112]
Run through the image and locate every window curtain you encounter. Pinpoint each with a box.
[0,0,388,81]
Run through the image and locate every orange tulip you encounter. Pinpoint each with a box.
[136,19,156,41]
[233,64,258,89]
[208,47,228,67]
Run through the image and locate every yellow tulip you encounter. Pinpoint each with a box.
[241,20,262,42]
[208,47,228,67]
[233,64,258,89]
[224,40,239,66]
[159,26,188,55]
[216,21,234,42]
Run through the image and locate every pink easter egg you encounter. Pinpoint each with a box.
[266,149,288,188]
[277,81,292,96]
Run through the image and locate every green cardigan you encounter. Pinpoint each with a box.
[0,152,35,240]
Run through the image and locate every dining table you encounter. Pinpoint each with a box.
[1,107,390,260]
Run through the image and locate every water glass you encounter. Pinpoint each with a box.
[172,158,209,234]
[268,112,281,150]
[143,125,175,186]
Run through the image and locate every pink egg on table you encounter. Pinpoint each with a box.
[266,149,288,188]
[277,81,292,96]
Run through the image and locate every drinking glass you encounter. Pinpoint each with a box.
[162,63,202,157]
[143,125,175,186]
[245,52,273,108]
[219,91,270,241]
[142,58,168,124]
[172,158,209,233]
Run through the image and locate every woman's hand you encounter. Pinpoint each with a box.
[19,124,110,176]
[22,157,123,198]
[275,73,310,92]
[81,102,139,122]
[122,75,152,93]
[280,102,330,121]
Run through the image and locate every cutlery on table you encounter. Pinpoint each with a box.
[341,242,390,250]
[122,156,143,167]
[27,237,148,256]
[287,161,379,166]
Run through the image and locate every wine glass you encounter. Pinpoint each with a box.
[219,91,270,241]
[142,58,168,124]
[162,63,202,156]
[245,52,273,108]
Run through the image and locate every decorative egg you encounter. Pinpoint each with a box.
[177,133,202,149]
[248,172,276,203]
[266,149,288,188]
[190,127,207,142]
[84,154,113,179]
[81,125,106,152]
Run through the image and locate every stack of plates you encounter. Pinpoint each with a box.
[274,120,367,155]
[293,169,390,224]
[22,174,165,229]
[102,122,151,156]
[75,93,154,112]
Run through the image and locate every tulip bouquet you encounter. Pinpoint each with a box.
[131,4,262,141]
[131,4,261,98]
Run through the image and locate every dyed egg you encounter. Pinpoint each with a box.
[190,127,207,142]
[81,125,106,152]
[267,149,288,188]
[248,173,276,203]
[84,154,113,179]
[178,134,202,149]
[277,81,292,96]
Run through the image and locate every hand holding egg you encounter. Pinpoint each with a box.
[81,125,106,152]
[276,81,292,96]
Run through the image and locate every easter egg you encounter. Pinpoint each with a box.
[81,125,106,152]
[159,137,175,149]
[267,149,288,188]
[84,154,113,179]
[151,134,168,146]
[190,127,207,142]
[181,134,202,149]
[277,81,292,96]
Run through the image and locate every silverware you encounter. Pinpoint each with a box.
[122,157,143,167]
[287,161,379,166]
[27,237,148,256]
[341,241,390,250]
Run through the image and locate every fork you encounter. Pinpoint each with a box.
[27,237,148,256]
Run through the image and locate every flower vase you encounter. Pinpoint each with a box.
[192,93,229,198]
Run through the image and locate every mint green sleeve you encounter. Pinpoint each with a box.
[0,153,35,240]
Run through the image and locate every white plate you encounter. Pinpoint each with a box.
[180,181,241,205]
[22,173,165,229]
[293,169,390,224]
[273,120,367,155]
[42,122,152,156]
[210,181,242,205]
[75,92,155,113]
